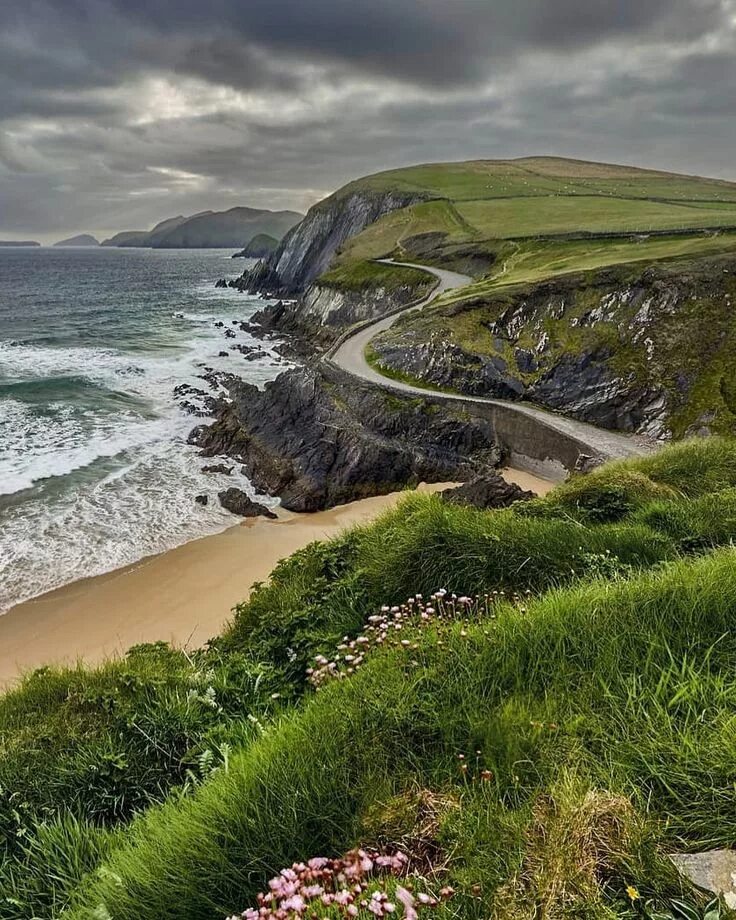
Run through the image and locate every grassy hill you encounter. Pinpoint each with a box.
[331,157,736,278]
[6,439,736,917]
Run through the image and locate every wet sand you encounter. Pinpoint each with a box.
[0,470,553,688]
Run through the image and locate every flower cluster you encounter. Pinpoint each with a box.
[227,847,453,919]
[308,589,527,689]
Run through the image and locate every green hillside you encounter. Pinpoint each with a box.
[6,440,736,917]
[328,157,736,286]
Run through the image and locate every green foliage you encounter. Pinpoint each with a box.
[64,549,736,919]
[0,815,117,920]
[317,260,433,294]
[7,439,736,916]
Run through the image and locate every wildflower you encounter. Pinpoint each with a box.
[396,886,418,920]
[626,885,640,902]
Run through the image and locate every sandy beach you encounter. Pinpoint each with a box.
[0,470,552,688]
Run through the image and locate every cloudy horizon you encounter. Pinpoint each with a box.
[2,0,736,243]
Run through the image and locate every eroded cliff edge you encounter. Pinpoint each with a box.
[370,254,736,439]
[189,365,504,512]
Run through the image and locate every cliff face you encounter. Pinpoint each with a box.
[298,278,423,327]
[371,255,736,439]
[241,189,428,294]
[189,365,502,512]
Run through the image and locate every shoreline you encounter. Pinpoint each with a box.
[0,470,552,689]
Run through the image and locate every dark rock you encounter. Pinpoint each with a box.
[218,487,277,519]
[174,383,220,416]
[215,279,228,288]
[371,339,525,400]
[195,494,208,506]
[189,365,503,512]
[232,343,270,361]
[201,463,233,475]
[514,347,538,374]
[237,189,429,295]
[218,351,229,357]
[529,348,665,434]
[441,474,536,510]
[214,321,225,328]
[224,328,236,338]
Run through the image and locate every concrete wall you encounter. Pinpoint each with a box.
[424,395,592,482]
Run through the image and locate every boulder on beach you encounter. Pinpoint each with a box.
[441,474,536,510]
[218,487,277,519]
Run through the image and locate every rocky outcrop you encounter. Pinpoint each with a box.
[441,475,536,509]
[371,255,736,439]
[201,463,233,475]
[218,488,278,519]
[238,189,429,295]
[372,338,524,399]
[298,279,423,327]
[189,365,503,512]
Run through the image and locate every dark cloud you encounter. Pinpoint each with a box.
[0,0,735,240]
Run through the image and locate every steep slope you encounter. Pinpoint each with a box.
[244,189,429,292]
[241,156,736,298]
[371,251,736,439]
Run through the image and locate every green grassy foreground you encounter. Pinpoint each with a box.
[5,440,736,917]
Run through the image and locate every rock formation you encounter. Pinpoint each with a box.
[189,365,503,512]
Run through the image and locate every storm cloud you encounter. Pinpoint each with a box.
[1,0,735,241]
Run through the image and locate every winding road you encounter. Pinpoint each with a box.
[329,260,653,464]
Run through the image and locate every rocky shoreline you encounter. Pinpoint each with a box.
[187,362,514,512]
[171,297,515,517]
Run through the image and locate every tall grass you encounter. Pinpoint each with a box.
[65,549,736,919]
[7,437,736,917]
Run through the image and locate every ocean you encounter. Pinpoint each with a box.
[0,246,284,613]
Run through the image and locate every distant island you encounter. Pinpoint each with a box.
[102,206,302,249]
[232,233,280,258]
[53,234,100,247]
[0,240,40,247]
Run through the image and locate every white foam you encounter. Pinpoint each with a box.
[0,297,287,611]
[0,438,278,613]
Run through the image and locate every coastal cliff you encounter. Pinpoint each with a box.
[189,364,502,511]
[370,254,736,439]
[239,188,429,294]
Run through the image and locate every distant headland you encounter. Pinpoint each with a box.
[0,240,40,247]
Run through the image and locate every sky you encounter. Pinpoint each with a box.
[1,0,736,243]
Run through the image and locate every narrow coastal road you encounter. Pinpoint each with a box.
[329,259,652,462]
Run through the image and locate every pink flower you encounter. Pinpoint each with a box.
[281,895,306,913]
[396,885,418,920]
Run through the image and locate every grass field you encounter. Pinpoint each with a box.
[432,231,736,304]
[341,157,736,204]
[326,158,736,294]
[7,441,736,917]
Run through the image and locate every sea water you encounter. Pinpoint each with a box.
[0,247,283,612]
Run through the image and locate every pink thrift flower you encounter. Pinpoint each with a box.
[396,886,418,920]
